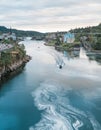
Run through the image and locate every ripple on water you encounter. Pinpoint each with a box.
[29,81,101,130]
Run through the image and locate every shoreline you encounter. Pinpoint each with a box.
[44,42,101,54]
[0,55,31,85]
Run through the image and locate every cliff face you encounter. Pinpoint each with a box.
[0,55,31,83]
[0,31,32,84]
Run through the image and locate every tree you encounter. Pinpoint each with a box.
[0,52,12,70]
[94,37,101,50]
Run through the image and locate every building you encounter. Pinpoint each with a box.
[0,32,17,41]
[45,33,57,41]
[63,32,75,43]
[7,33,17,41]
[0,43,13,58]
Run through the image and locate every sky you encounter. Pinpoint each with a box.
[0,0,101,32]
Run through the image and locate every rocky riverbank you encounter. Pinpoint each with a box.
[0,55,31,84]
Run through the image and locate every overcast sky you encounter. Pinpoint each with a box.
[0,0,101,32]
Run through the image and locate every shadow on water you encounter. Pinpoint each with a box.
[0,65,42,130]
[0,65,25,87]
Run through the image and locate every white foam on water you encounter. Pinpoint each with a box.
[45,47,65,68]
[73,120,83,130]
[30,81,99,130]
[87,113,101,130]
[24,41,101,130]
[30,88,73,129]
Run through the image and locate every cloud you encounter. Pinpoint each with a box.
[0,0,101,32]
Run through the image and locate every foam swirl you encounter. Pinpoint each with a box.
[30,81,101,130]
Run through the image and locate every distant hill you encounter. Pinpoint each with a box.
[70,23,101,34]
[0,26,44,37]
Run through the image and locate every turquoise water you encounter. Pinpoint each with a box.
[0,40,101,130]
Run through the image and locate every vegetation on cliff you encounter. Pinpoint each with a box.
[0,39,30,79]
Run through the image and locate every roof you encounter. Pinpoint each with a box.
[11,51,19,54]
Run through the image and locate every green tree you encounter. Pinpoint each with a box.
[0,52,12,69]
[94,37,101,50]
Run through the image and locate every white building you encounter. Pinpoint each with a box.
[7,33,16,40]
[0,32,17,41]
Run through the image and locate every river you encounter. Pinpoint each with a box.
[0,40,101,130]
